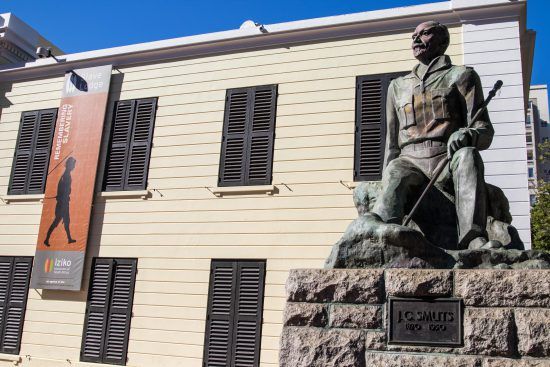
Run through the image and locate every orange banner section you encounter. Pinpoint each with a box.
[31,65,112,291]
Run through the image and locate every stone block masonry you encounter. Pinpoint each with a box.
[279,269,550,367]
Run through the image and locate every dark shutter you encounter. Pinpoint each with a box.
[203,260,265,367]
[231,262,265,366]
[125,99,156,190]
[103,260,137,365]
[81,258,137,365]
[104,98,157,191]
[247,87,276,186]
[8,109,57,195]
[204,262,236,366]
[0,257,32,355]
[28,110,57,193]
[354,72,407,181]
[104,101,134,191]
[81,259,113,363]
[219,86,277,187]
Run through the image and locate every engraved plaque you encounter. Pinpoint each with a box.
[388,298,463,346]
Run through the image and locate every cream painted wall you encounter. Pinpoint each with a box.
[0,24,511,367]
[462,19,532,247]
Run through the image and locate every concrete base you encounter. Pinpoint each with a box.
[280,269,550,367]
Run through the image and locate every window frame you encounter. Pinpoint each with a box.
[0,256,33,355]
[8,108,57,195]
[80,257,138,366]
[217,85,278,187]
[354,72,408,182]
[203,259,266,367]
[102,98,158,192]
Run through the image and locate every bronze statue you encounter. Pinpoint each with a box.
[372,21,498,250]
[324,21,550,269]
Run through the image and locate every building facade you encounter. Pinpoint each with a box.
[527,84,549,204]
[0,13,62,65]
[0,0,536,366]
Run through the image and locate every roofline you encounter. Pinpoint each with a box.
[0,0,525,82]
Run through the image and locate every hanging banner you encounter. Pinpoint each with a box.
[31,65,112,291]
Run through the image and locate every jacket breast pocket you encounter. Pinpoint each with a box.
[397,99,415,129]
[430,87,454,121]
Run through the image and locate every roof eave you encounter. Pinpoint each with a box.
[0,0,524,82]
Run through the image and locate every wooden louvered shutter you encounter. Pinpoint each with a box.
[81,258,114,363]
[103,259,137,365]
[219,86,277,187]
[9,109,56,194]
[247,86,277,186]
[125,99,156,190]
[204,261,236,366]
[104,99,157,191]
[219,90,249,186]
[354,73,406,181]
[0,259,11,350]
[104,101,135,191]
[28,109,57,193]
[231,262,265,367]
[81,258,137,365]
[203,260,265,367]
[0,257,32,355]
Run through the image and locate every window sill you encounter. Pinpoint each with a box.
[76,362,138,367]
[1,194,44,204]
[211,185,277,197]
[0,353,21,364]
[98,190,151,200]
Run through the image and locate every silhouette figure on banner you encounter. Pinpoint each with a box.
[44,157,76,246]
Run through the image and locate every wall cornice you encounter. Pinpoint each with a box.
[0,0,524,83]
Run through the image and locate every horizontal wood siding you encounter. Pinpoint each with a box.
[1,24,521,367]
[462,20,532,247]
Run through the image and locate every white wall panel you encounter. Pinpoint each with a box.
[463,20,531,247]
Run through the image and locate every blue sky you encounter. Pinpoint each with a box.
[1,0,549,85]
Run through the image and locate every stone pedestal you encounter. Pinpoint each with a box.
[280,269,550,367]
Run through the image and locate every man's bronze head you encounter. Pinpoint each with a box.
[412,21,450,65]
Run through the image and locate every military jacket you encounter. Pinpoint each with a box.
[384,55,494,166]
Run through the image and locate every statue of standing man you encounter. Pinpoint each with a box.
[371,21,499,250]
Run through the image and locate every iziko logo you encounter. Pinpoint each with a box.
[44,258,72,273]
[44,258,54,273]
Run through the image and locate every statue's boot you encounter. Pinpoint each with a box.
[468,236,503,250]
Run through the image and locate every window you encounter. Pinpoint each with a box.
[81,258,137,365]
[526,113,531,125]
[218,85,277,187]
[542,120,548,128]
[8,109,57,195]
[0,257,32,355]
[354,72,408,181]
[526,135,532,143]
[103,98,157,191]
[528,167,534,178]
[203,260,266,366]
[527,150,533,161]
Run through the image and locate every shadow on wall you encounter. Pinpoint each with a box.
[0,82,14,116]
